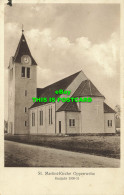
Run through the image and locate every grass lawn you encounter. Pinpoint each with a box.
[5,134,120,159]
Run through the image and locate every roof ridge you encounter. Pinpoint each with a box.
[14,35,22,60]
[73,79,88,97]
[63,102,70,110]
[90,80,104,97]
[41,70,81,90]
[89,80,92,95]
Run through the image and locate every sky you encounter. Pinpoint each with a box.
[4,3,120,120]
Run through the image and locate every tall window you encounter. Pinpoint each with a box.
[49,107,53,125]
[22,67,30,78]
[108,120,112,127]
[69,119,75,127]
[25,121,27,126]
[51,107,52,124]
[40,110,43,126]
[27,68,30,78]
[32,113,35,126]
[49,108,50,124]
[25,107,27,113]
[25,90,27,96]
[22,67,25,77]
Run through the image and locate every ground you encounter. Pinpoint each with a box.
[5,140,120,167]
[5,134,120,159]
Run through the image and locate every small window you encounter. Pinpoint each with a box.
[108,120,112,127]
[27,68,30,78]
[22,67,25,77]
[25,90,27,96]
[69,119,75,127]
[25,107,27,112]
[25,121,27,126]
[32,113,35,126]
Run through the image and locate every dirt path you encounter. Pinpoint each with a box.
[5,140,120,167]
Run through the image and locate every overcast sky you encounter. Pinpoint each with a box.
[4,3,120,120]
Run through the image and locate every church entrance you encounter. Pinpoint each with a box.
[59,121,61,134]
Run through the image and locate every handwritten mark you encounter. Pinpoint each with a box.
[7,0,12,6]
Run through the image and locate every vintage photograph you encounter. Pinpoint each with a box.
[4,3,120,167]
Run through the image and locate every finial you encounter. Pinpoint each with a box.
[22,24,24,33]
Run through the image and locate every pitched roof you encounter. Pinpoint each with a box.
[57,101,115,113]
[37,88,44,97]
[14,33,37,65]
[72,79,104,97]
[30,71,81,108]
[104,103,115,113]
[57,101,81,112]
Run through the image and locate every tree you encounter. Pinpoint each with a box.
[115,105,120,119]
[4,120,8,133]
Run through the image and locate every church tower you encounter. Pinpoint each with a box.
[8,29,37,134]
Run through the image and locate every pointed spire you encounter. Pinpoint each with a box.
[22,24,24,34]
[13,31,37,65]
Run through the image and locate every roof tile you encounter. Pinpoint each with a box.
[73,80,104,97]
[57,101,81,112]
[104,103,115,113]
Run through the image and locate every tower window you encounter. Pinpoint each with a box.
[25,107,27,112]
[25,90,27,96]
[25,121,27,126]
[27,68,30,78]
[22,67,25,77]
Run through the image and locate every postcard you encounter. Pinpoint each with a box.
[0,0,124,194]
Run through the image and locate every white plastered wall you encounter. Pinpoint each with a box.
[80,97,105,133]
[29,103,55,134]
[66,112,81,134]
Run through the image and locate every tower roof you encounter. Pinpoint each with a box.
[13,33,37,65]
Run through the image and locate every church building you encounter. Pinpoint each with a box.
[8,31,116,135]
